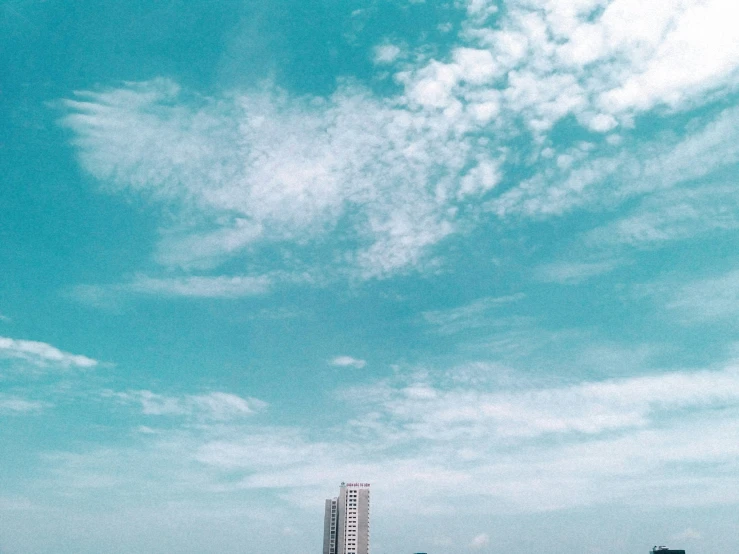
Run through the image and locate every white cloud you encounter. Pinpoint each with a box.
[585,112,618,133]
[62,79,504,280]
[373,44,401,65]
[0,394,46,414]
[637,106,739,192]
[155,221,265,270]
[665,269,739,323]
[491,106,739,219]
[422,294,525,334]
[330,356,367,369]
[672,527,702,541]
[452,48,497,85]
[190,392,266,421]
[465,0,498,22]
[59,1,739,289]
[193,430,333,473]
[586,184,739,248]
[458,156,501,197]
[469,532,490,549]
[0,336,97,369]
[468,0,739,127]
[401,60,463,109]
[534,259,623,284]
[127,274,271,298]
[25,361,739,524]
[347,366,739,440]
[597,0,739,114]
[104,390,266,421]
[71,273,273,305]
[495,109,739,279]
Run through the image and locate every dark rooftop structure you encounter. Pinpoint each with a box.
[652,546,685,554]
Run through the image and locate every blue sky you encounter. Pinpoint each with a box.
[2,0,739,552]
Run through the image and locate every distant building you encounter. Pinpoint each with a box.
[652,546,685,554]
[323,498,339,554]
[323,482,370,554]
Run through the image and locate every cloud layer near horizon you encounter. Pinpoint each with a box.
[11,350,739,516]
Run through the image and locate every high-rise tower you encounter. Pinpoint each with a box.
[323,482,370,554]
[323,497,338,554]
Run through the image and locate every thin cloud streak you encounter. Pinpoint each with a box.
[0,394,47,414]
[0,336,98,369]
[666,269,739,323]
[534,260,624,284]
[103,390,267,421]
[423,294,525,334]
[330,356,367,369]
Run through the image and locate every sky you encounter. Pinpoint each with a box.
[2,0,739,552]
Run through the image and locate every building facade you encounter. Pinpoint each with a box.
[323,482,370,554]
[323,498,338,554]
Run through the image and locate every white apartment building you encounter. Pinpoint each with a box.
[323,482,370,554]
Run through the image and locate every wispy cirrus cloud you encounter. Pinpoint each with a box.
[665,269,739,323]
[330,356,367,369]
[498,106,739,283]
[59,0,739,295]
[490,105,739,219]
[586,184,739,248]
[61,79,501,281]
[126,274,272,298]
[629,266,739,325]
[0,336,97,370]
[422,293,525,334]
[344,366,739,440]
[103,390,266,421]
[0,336,99,417]
[0,394,47,415]
[534,259,624,284]
[70,273,273,307]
